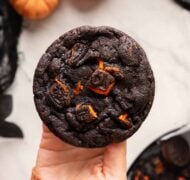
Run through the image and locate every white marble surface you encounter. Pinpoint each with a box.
[0,0,190,179]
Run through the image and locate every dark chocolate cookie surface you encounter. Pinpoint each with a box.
[33,26,155,147]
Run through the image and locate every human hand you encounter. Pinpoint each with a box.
[32,125,127,180]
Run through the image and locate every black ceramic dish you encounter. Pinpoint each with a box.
[175,0,190,10]
[127,126,190,180]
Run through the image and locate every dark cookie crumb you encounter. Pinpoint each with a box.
[33,26,155,147]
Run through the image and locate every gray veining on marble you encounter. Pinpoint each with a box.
[0,0,190,179]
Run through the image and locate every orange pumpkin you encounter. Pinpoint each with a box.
[9,0,60,20]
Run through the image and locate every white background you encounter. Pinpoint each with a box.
[0,0,190,179]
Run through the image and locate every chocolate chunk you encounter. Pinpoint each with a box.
[161,136,190,167]
[76,104,97,123]
[47,79,73,109]
[87,69,115,96]
[33,26,155,147]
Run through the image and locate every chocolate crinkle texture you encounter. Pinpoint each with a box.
[33,26,155,147]
[0,0,22,93]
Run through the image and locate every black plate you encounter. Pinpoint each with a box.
[127,126,190,179]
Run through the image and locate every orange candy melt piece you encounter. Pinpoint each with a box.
[76,104,97,119]
[88,81,115,96]
[98,59,105,70]
[154,158,165,175]
[118,113,132,127]
[55,79,69,92]
[74,81,84,95]
[88,105,97,119]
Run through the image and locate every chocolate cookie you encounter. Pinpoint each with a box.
[0,0,22,93]
[33,26,155,147]
[161,136,190,167]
